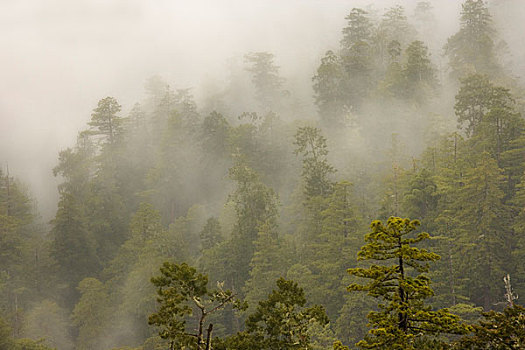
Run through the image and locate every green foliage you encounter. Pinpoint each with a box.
[378,6,416,48]
[72,278,111,350]
[0,212,21,278]
[22,300,73,350]
[304,181,360,319]
[404,41,435,83]
[243,219,288,314]
[403,40,437,103]
[294,126,335,199]
[341,8,373,51]
[402,168,438,223]
[149,262,242,350]
[226,159,279,291]
[308,321,338,350]
[11,338,55,350]
[200,111,231,160]
[313,50,346,127]
[12,3,525,349]
[333,340,350,350]
[511,171,525,297]
[378,40,437,104]
[149,262,205,348]
[103,202,165,286]
[218,278,328,350]
[454,304,525,349]
[0,316,14,350]
[334,292,374,347]
[348,217,470,349]
[244,52,285,112]
[88,96,123,145]
[199,217,223,252]
[50,193,99,303]
[0,170,49,340]
[53,142,94,196]
[454,152,510,309]
[445,0,499,78]
[86,175,129,265]
[340,7,374,111]
[455,74,521,141]
[246,278,328,349]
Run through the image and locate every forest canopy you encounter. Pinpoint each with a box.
[1,1,525,349]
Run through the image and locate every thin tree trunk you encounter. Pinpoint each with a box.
[398,236,407,332]
[196,303,206,350]
[205,323,213,350]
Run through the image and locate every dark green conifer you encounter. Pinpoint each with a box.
[348,217,469,349]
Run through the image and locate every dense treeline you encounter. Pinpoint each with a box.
[1,1,525,349]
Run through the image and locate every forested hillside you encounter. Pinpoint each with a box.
[1,1,525,349]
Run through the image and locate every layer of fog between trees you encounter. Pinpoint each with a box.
[1,0,525,349]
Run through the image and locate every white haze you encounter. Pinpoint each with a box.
[1,0,522,220]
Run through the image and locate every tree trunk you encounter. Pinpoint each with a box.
[398,236,408,332]
[197,308,206,350]
[205,323,213,350]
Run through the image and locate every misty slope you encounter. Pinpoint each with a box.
[1,1,525,349]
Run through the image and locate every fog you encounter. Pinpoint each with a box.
[3,1,525,349]
[0,0,469,219]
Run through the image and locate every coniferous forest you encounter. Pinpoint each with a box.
[2,1,525,349]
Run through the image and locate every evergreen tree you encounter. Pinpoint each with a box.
[312,50,346,127]
[307,181,360,320]
[50,193,99,305]
[334,292,374,348]
[445,0,499,78]
[217,278,328,350]
[85,170,129,266]
[293,126,335,199]
[0,169,42,338]
[173,88,201,133]
[148,262,242,350]
[226,159,279,292]
[341,8,373,51]
[378,6,416,48]
[455,74,520,140]
[402,168,438,225]
[102,202,165,286]
[454,74,523,196]
[421,133,472,307]
[200,111,231,161]
[454,304,525,349]
[72,278,111,350]
[348,217,469,349]
[0,316,13,349]
[0,315,55,350]
[199,217,223,252]
[243,219,288,314]
[413,1,435,26]
[373,5,416,70]
[333,340,350,350]
[244,52,285,113]
[88,96,123,145]
[147,102,201,221]
[455,152,510,310]
[339,8,374,112]
[403,40,438,103]
[511,170,525,298]
[22,300,73,350]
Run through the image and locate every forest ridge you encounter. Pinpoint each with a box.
[1,1,525,349]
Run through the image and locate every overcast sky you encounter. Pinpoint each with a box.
[1,0,512,219]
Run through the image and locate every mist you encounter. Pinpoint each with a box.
[2,0,525,349]
[0,0,467,219]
